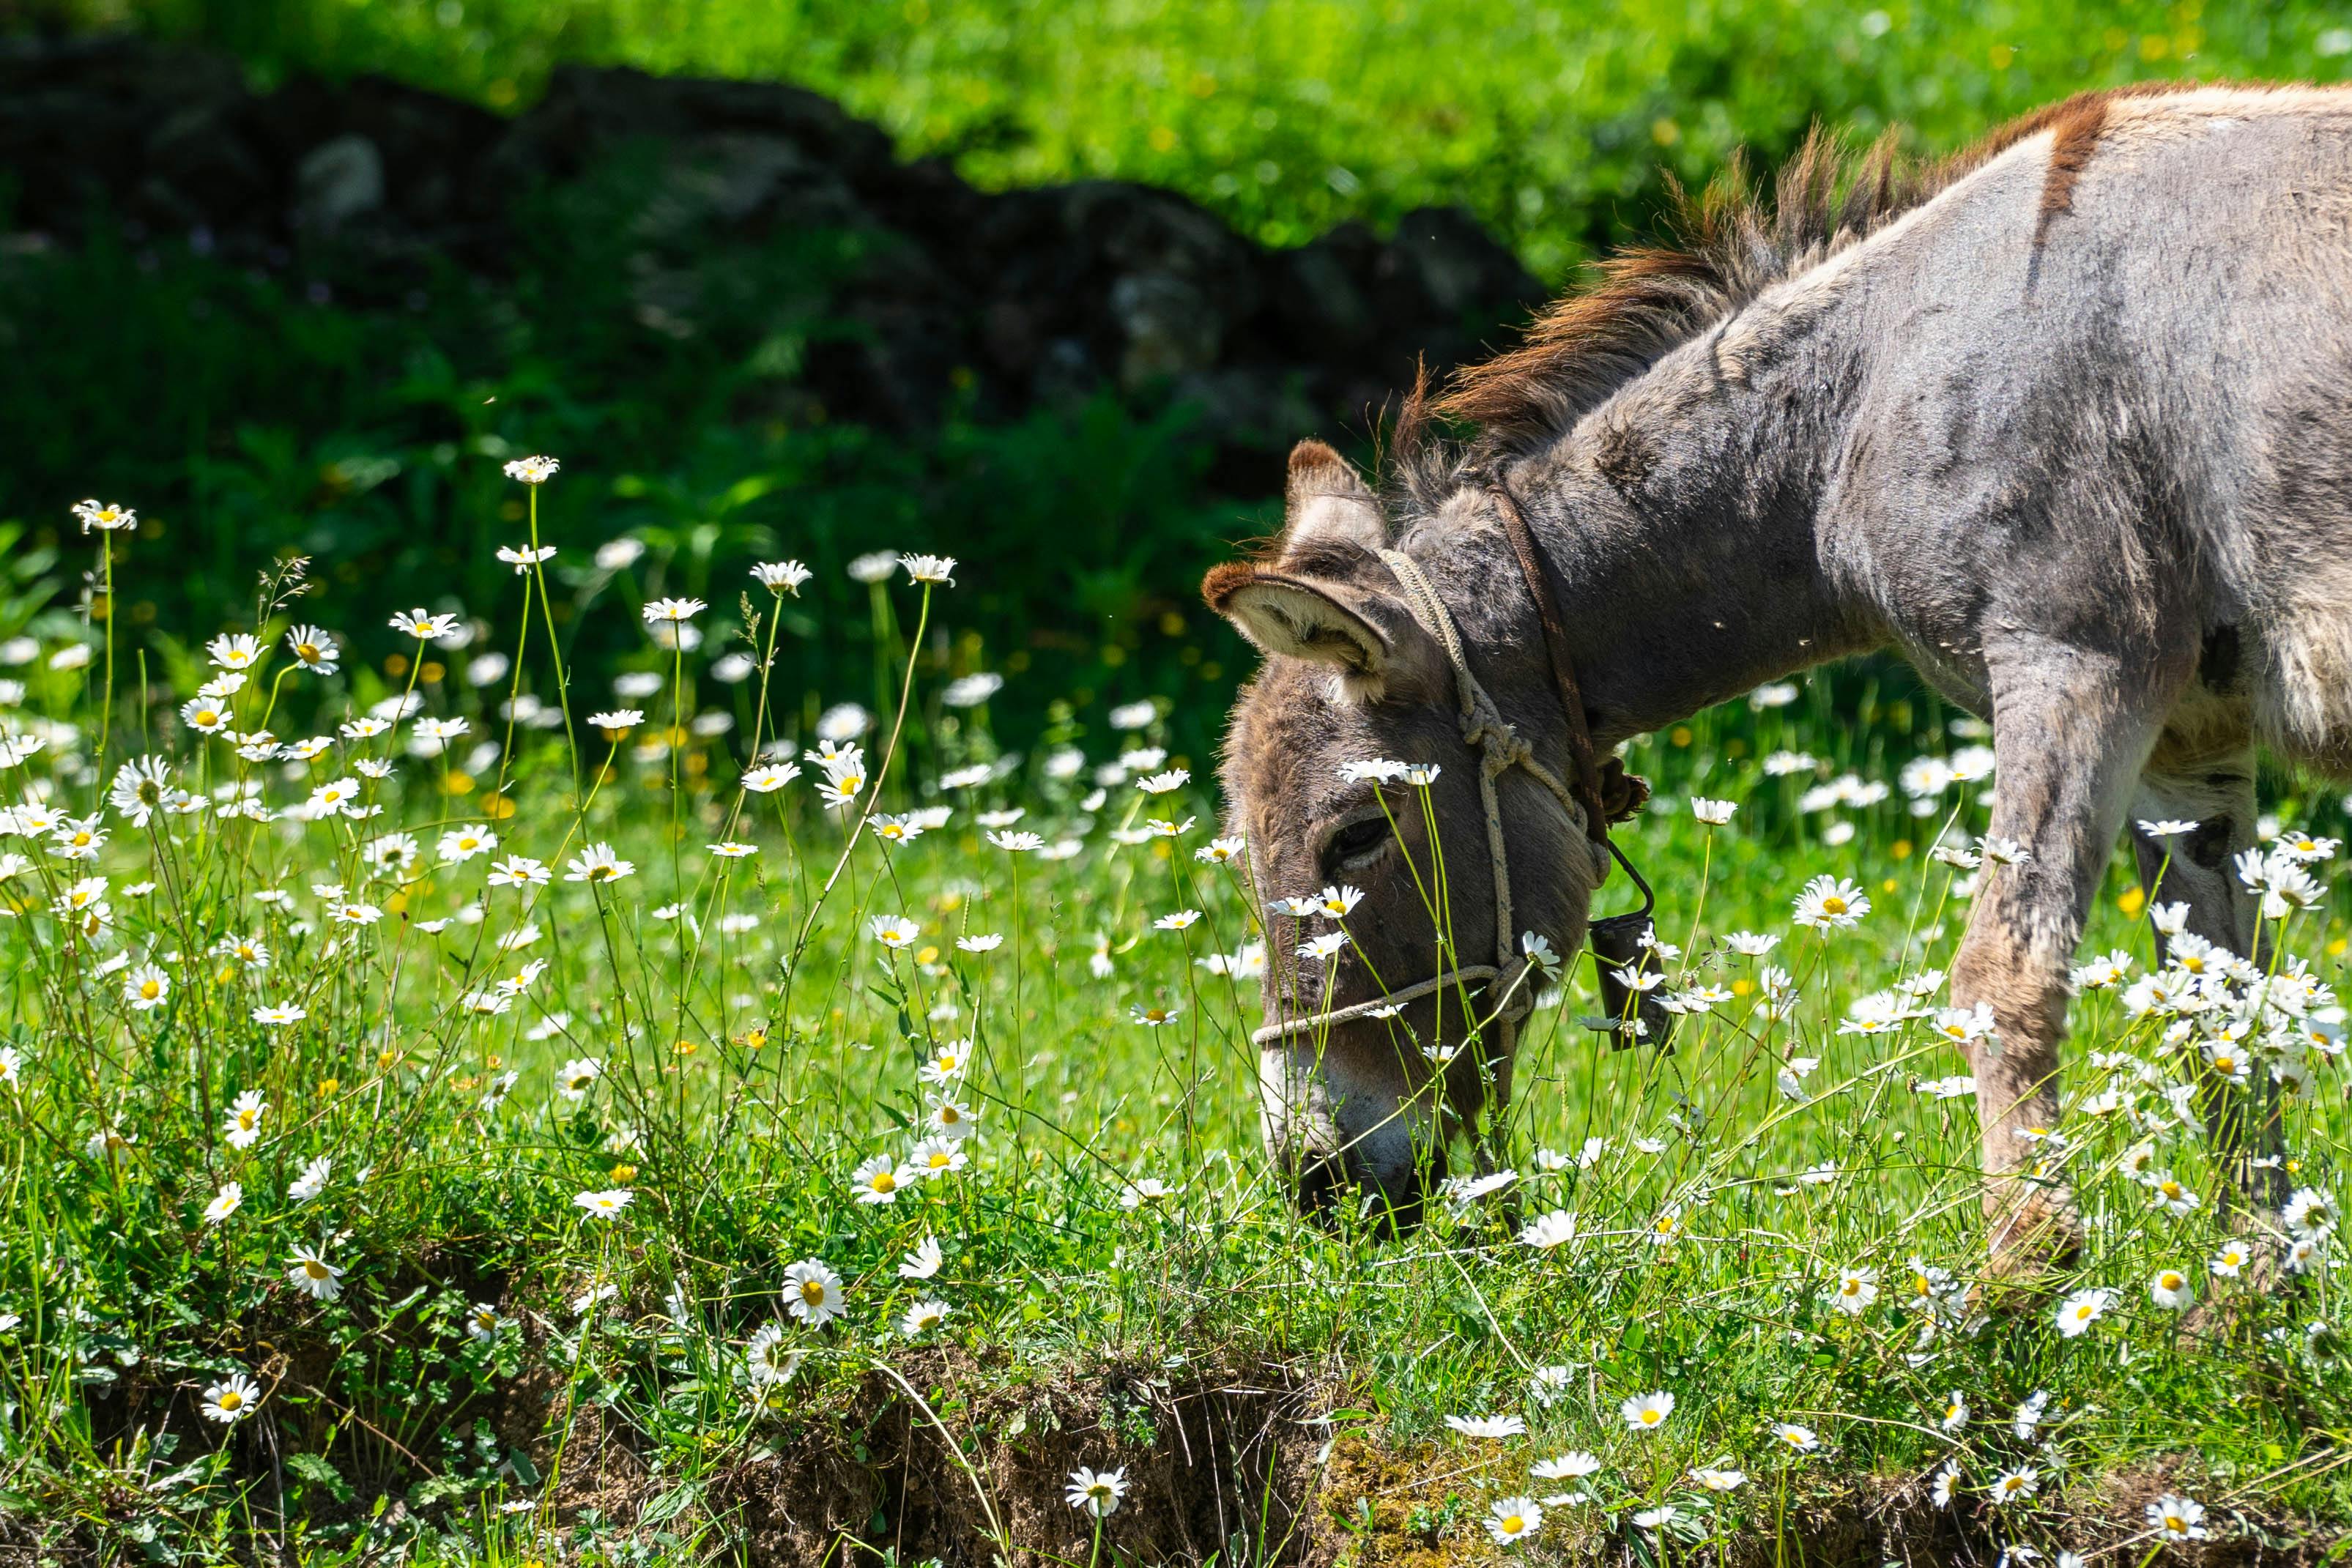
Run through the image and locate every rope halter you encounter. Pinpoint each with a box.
[1249,546,1603,1054]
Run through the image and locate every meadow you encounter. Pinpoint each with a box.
[12,1,2352,1560]
[5,472,2351,1561]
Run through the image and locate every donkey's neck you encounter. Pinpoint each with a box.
[1497,325,1880,748]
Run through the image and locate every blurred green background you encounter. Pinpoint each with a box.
[7,0,2349,758]
[61,0,2343,276]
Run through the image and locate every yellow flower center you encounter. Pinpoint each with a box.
[219,1390,242,1410]
[303,1260,329,1279]
[1502,1515,1524,1533]
[801,1280,825,1304]
[872,1172,896,1193]
[1822,896,1846,914]
[1641,1410,1661,1424]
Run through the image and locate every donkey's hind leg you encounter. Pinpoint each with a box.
[1956,637,2186,1279]
[2128,739,2284,1208]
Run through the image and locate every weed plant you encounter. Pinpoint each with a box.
[4,468,2351,1560]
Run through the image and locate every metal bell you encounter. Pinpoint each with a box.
[1583,843,1675,1052]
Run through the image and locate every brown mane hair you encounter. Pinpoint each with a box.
[1428,81,2195,464]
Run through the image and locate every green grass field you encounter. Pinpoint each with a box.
[12,1,2352,1559]
[6,484,2351,1561]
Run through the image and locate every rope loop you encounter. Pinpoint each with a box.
[1250,535,1618,1062]
[1489,954,1537,1025]
[1460,701,1529,779]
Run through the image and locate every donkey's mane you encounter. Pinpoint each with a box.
[1411,81,2195,484]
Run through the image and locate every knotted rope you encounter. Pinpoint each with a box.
[1250,547,1599,1054]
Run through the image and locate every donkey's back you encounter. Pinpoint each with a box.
[1838,84,2352,772]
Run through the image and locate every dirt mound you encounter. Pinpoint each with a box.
[711,1356,1329,1566]
[692,1361,2348,1566]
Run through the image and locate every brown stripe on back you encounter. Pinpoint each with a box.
[2034,95,2112,249]
[1953,81,2191,250]
[1427,79,2220,459]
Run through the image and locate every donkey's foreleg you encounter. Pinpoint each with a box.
[1956,644,2178,1275]
[2129,748,2282,1208]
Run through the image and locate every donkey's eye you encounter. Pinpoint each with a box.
[1323,815,1391,872]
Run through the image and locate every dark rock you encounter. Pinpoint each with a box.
[0,34,1546,479]
[295,133,385,233]
[494,63,897,187]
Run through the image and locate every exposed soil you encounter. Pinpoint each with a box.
[701,1361,2351,1567]
[712,1353,1333,1566]
[9,1332,2348,1564]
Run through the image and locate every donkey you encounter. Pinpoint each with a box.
[1204,83,2352,1266]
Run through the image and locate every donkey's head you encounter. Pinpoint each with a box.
[1203,440,1610,1228]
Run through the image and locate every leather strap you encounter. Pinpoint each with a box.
[1488,482,1613,846]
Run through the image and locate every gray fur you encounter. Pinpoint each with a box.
[1207,87,2352,1259]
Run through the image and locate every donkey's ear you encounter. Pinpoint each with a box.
[1281,439,1386,553]
[1201,562,1439,702]
[1203,566,1386,670]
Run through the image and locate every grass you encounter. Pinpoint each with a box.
[12,4,2352,1558]
[25,0,2352,755]
[0,180,1255,768]
[5,483,2352,1562]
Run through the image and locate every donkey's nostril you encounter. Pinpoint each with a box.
[1295,1156,1346,1217]
[1289,1146,1447,1236]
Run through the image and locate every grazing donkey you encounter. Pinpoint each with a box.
[1204,83,2352,1266]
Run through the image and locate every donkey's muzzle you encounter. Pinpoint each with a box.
[1292,1142,1446,1236]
